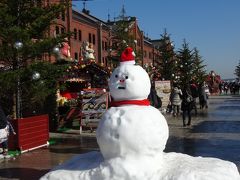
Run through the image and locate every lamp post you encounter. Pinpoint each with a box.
[14,41,23,119]
[107,48,112,68]
[133,39,139,65]
[133,39,137,50]
[107,26,112,68]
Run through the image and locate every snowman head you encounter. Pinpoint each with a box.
[109,47,151,101]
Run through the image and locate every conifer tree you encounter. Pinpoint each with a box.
[110,17,138,66]
[0,0,69,117]
[157,29,175,81]
[176,39,194,88]
[191,48,207,84]
[235,60,240,79]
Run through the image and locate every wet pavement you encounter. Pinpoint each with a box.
[0,95,240,179]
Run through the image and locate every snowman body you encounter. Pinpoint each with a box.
[97,105,168,160]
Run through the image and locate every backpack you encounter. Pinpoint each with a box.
[190,84,198,98]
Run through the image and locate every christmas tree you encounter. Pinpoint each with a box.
[157,29,176,81]
[0,0,69,119]
[191,48,207,85]
[176,39,194,88]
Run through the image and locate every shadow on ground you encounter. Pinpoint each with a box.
[0,168,49,180]
[49,137,99,154]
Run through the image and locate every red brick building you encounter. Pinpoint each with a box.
[43,0,160,68]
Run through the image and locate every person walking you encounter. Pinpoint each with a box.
[190,81,198,115]
[148,82,162,109]
[169,85,182,117]
[199,82,208,109]
[181,86,194,127]
[0,104,16,156]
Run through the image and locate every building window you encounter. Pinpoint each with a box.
[102,41,104,50]
[93,34,96,45]
[137,39,140,46]
[55,26,59,35]
[61,27,65,34]
[36,1,42,7]
[61,10,65,21]
[88,33,92,43]
[144,50,147,57]
[75,52,78,60]
[74,28,77,39]
[105,42,108,51]
[149,52,152,59]
[78,30,82,41]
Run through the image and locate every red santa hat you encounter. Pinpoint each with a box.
[120,47,136,65]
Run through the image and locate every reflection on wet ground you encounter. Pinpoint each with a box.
[49,137,99,154]
[166,136,240,166]
[192,121,240,133]
[0,95,240,179]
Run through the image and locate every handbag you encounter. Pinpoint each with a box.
[166,103,172,113]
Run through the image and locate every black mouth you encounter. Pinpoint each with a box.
[118,87,126,89]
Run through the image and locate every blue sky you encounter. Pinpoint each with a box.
[73,0,240,79]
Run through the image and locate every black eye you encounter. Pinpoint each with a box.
[125,76,128,79]
[115,74,118,78]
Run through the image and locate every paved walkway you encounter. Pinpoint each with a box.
[0,95,240,179]
[165,95,240,170]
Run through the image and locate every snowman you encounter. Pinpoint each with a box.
[41,47,240,180]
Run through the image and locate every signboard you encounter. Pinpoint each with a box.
[80,88,108,133]
[154,81,171,108]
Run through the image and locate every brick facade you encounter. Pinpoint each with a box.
[43,0,159,68]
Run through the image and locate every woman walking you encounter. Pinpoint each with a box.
[169,85,182,117]
[181,86,194,126]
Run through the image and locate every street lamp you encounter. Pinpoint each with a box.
[14,41,23,119]
[53,46,60,54]
[53,46,61,61]
[32,71,41,80]
[14,41,23,50]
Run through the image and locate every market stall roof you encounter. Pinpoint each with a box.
[60,62,111,82]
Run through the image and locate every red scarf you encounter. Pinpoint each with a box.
[110,99,150,107]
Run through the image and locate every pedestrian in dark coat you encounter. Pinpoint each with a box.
[199,82,208,109]
[0,103,16,156]
[181,86,193,127]
[0,104,7,130]
[190,82,198,115]
[148,83,162,109]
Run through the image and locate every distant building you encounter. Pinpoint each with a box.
[42,0,160,69]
